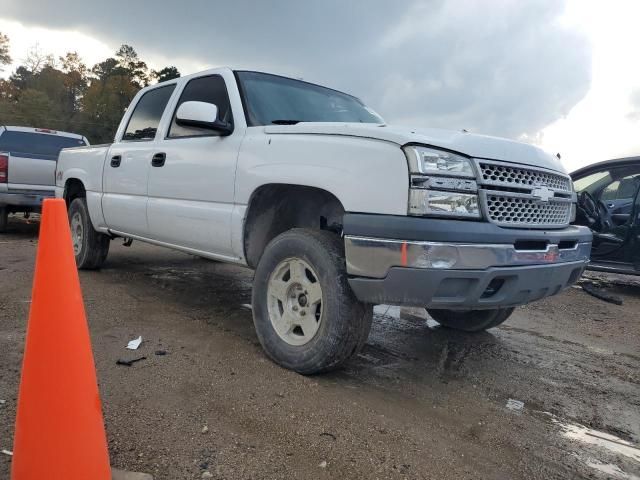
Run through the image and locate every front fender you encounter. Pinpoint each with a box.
[236,133,409,215]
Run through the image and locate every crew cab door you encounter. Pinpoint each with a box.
[147,73,242,257]
[102,83,176,237]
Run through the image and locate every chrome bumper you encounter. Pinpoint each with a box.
[345,236,592,278]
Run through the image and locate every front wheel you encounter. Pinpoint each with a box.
[427,307,515,332]
[252,228,372,374]
[68,197,110,269]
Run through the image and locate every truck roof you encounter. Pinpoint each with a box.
[1,126,86,141]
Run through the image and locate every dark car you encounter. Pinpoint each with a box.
[571,156,640,275]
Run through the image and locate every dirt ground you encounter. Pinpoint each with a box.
[1,215,639,480]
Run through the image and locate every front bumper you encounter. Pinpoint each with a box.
[344,214,592,309]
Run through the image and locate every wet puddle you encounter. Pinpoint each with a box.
[545,413,640,478]
[555,420,640,462]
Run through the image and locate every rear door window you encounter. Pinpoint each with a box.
[123,84,176,141]
[0,131,86,160]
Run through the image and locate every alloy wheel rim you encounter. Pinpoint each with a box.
[266,257,323,346]
[71,212,83,256]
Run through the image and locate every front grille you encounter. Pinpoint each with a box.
[475,159,574,229]
[479,161,571,192]
[484,193,572,227]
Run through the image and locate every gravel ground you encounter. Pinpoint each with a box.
[1,215,639,479]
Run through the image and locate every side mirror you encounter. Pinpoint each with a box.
[175,101,233,136]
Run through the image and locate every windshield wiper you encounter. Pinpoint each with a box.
[271,119,302,125]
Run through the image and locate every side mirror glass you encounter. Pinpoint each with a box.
[175,101,232,136]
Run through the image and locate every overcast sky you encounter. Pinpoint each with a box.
[0,0,638,170]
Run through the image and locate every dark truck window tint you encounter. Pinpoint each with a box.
[0,131,86,160]
[236,71,384,126]
[123,84,176,141]
[168,75,232,138]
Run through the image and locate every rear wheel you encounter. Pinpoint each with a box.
[0,207,7,232]
[68,197,110,269]
[252,228,372,374]
[427,307,514,332]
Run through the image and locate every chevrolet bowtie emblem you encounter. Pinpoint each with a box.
[531,186,554,203]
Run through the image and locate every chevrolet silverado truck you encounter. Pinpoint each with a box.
[55,68,592,374]
[0,126,88,231]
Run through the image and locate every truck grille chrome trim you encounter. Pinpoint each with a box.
[344,236,591,278]
[473,159,574,229]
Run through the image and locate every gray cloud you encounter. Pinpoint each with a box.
[1,0,592,139]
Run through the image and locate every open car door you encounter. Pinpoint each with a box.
[571,157,640,275]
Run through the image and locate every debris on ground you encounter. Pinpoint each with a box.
[201,425,209,434]
[506,399,524,412]
[126,336,143,350]
[318,461,327,468]
[116,357,147,367]
[1,450,12,456]
[580,282,624,305]
[240,303,252,310]
[201,472,213,479]
[154,350,167,356]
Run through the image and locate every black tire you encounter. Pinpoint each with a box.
[427,307,514,332]
[252,228,372,374]
[68,197,110,270]
[0,207,7,233]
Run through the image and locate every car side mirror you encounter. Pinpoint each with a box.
[175,101,233,136]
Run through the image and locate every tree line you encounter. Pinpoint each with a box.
[0,32,180,144]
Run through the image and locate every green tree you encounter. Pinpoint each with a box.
[3,88,56,127]
[81,74,138,143]
[60,52,89,112]
[115,44,149,87]
[152,66,180,83]
[0,32,11,70]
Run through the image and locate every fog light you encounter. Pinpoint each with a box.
[415,245,459,269]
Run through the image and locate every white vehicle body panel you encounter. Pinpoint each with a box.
[235,129,408,214]
[102,141,153,237]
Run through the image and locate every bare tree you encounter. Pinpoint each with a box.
[23,43,55,73]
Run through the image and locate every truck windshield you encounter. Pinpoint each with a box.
[0,131,86,160]
[236,71,384,126]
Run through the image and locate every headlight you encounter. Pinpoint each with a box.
[405,146,475,177]
[409,190,480,218]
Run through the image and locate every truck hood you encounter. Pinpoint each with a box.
[264,123,566,173]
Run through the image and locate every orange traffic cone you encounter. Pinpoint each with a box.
[11,198,111,479]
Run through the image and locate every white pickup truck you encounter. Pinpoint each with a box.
[56,68,592,374]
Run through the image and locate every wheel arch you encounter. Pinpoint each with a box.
[243,183,345,269]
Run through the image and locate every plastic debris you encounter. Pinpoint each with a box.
[318,461,327,468]
[580,283,623,305]
[154,350,167,356]
[116,356,147,367]
[240,304,252,310]
[1,449,13,456]
[126,336,143,350]
[506,399,524,412]
[201,425,209,434]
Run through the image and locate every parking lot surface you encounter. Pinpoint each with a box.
[1,216,639,479]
